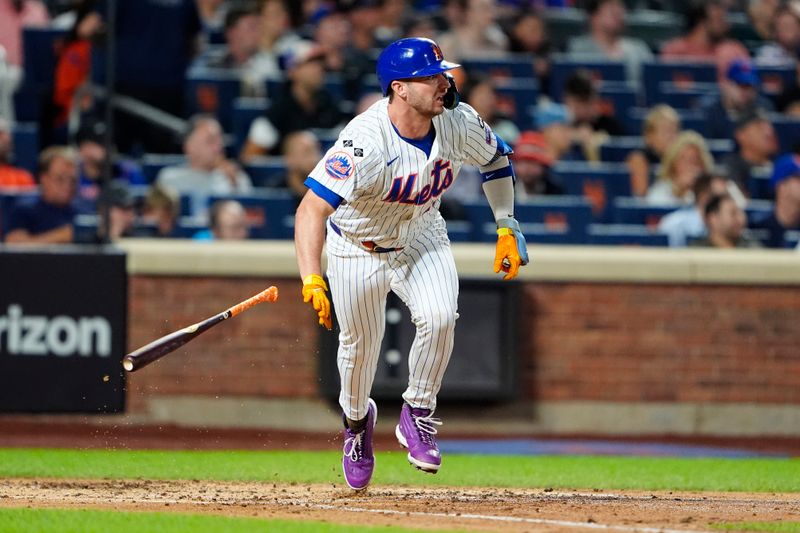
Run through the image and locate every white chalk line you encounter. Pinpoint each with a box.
[0,492,715,533]
[302,500,714,533]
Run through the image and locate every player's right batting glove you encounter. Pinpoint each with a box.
[302,274,332,330]
[494,217,529,281]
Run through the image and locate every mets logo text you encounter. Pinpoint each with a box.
[432,45,443,61]
[325,152,354,180]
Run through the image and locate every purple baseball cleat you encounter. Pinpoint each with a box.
[395,403,442,473]
[342,398,377,490]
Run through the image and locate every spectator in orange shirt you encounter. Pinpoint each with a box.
[0,118,35,189]
[53,5,103,127]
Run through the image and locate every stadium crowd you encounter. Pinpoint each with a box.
[1,0,799,248]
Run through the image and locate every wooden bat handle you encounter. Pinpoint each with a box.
[227,286,279,318]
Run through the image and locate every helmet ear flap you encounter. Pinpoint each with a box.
[442,73,460,110]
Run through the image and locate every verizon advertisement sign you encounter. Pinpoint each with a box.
[0,248,126,412]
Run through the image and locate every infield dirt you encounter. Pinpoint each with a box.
[2,478,799,532]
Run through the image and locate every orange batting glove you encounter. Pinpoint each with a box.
[493,217,529,281]
[302,274,332,330]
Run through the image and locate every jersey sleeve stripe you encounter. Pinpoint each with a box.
[305,177,344,209]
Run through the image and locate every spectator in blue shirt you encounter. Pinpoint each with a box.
[658,172,729,247]
[5,147,79,244]
[751,153,800,247]
[73,121,146,203]
[701,59,775,140]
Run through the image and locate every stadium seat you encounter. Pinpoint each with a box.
[445,220,472,242]
[550,161,631,223]
[770,115,800,154]
[461,55,536,81]
[462,196,592,244]
[459,201,495,243]
[266,73,345,103]
[494,78,539,130]
[599,136,733,163]
[208,190,296,239]
[471,219,585,245]
[784,230,800,249]
[185,68,241,131]
[745,199,774,225]
[597,83,639,126]
[748,167,773,201]
[611,197,679,228]
[514,196,592,243]
[587,224,669,246]
[642,61,717,107]
[73,214,99,243]
[625,107,708,137]
[11,123,39,174]
[598,137,644,162]
[756,64,795,102]
[517,224,577,244]
[549,55,627,100]
[175,216,208,238]
[243,157,287,188]
[652,81,718,109]
[650,67,793,109]
[232,97,269,154]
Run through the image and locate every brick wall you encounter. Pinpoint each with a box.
[522,283,800,404]
[127,276,800,411]
[127,276,320,412]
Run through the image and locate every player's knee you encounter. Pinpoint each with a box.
[417,308,458,334]
[338,336,383,362]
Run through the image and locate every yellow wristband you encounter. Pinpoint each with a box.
[497,228,513,236]
[302,274,328,291]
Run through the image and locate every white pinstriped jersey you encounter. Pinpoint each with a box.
[307,98,499,252]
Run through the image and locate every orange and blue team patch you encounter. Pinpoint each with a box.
[325,152,354,180]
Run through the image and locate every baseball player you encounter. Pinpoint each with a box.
[294,38,528,490]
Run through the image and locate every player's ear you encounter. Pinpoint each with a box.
[391,80,407,99]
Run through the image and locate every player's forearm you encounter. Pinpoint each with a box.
[294,192,333,279]
[480,155,515,222]
[481,175,515,222]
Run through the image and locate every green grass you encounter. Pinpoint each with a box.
[713,523,800,533]
[0,448,798,492]
[0,508,451,533]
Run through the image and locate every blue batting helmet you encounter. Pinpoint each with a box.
[376,38,461,96]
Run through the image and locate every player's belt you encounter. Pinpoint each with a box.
[329,220,403,253]
[361,241,404,253]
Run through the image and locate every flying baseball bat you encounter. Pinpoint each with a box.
[122,286,279,372]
